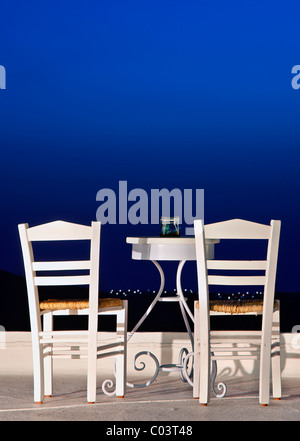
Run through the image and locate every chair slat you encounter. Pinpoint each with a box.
[27,220,92,241]
[32,260,91,271]
[206,260,267,270]
[207,275,266,285]
[34,275,91,286]
[204,218,270,239]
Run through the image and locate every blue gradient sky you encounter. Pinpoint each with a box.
[0,0,299,292]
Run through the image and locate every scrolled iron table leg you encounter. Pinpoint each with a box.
[126,351,160,389]
[127,260,165,343]
[211,358,227,398]
[126,260,165,389]
[102,262,164,395]
[121,258,227,398]
[126,260,195,389]
[177,262,227,398]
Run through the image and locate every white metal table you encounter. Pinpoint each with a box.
[126,236,219,389]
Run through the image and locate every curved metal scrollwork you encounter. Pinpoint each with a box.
[102,351,161,394]
[127,351,160,389]
[178,348,189,382]
[211,359,227,398]
[102,378,116,396]
[182,350,194,387]
[181,351,227,398]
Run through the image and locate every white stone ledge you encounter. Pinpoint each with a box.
[0,332,299,379]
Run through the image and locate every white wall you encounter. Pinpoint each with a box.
[0,332,299,380]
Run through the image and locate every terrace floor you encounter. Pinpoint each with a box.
[0,333,300,423]
[1,373,300,422]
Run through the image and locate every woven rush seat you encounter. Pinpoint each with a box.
[195,299,279,315]
[40,298,123,311]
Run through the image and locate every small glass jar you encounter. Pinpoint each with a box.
[160,216,180,237]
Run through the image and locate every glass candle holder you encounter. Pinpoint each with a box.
[160,216,180,237]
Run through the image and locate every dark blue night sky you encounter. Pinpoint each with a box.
[0,1,300,294]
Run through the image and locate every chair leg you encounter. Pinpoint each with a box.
[198,302,210,406]
[271,307,281,400]
[31,332,44,404]
[115,302,128,398]
[259,317,273,406]
[87,330,97,404]
[259,355,271,405]
[193,306,200,399]
[43,312,53,397]
[199,338,210,405]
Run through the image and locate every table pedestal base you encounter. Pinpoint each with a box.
[125,260,226,398]
[126,260,194,389]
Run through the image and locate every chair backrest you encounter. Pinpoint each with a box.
[18,220,101,335]
[194,219,281,323]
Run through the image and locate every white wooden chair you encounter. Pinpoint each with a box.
[19,220,127,404]
[193,219,281,406]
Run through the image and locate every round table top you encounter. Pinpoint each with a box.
[126,236,218,244]
[126,237,218,260]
